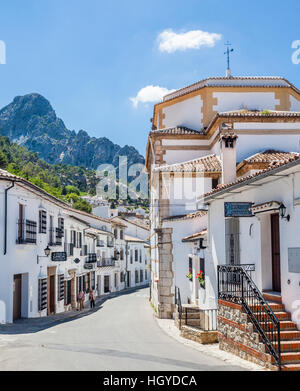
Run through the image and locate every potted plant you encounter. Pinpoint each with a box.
[186,268,193,281]
[197,271,205,288]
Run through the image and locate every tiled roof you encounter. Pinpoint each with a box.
[125,234,147,243]
[150,126,203,135]
[182,229,207,242]
[0,169,111,223]
[163,210,207,222]
[153,154,222,173]
[120,217,150,231]
[162,77,297,102]
[243,150,300,164]
[218,110,300,118]
[204,110,300,136]
[201,154,300,200]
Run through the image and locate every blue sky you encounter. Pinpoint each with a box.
[0,0,300,155]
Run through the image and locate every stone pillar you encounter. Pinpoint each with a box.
[155,227,174,319]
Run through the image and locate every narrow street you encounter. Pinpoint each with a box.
[0,287,245,371]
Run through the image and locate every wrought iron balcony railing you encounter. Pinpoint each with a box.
[16,220,37,244]
[97,258,115,268]
[86,253,97,263]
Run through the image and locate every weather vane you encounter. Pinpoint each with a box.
[224,41,234,77]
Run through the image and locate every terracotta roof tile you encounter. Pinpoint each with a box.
[244,150,300,164]
[182,229,207,242]
[201,154,300,200]
[150,126,203,135]
[162,77,296,103]
[163,210,207,222]
[154,154,222,173]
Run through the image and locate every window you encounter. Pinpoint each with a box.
[76,232,82,248]
[139,250,142,263]
[39,210,47,234]
[120,230,124,240]
[58,217,64,237]
[114,273,117,288]
[57,275,64,301]
[145,270,147,281]
[64,280,71,306]
[140,270,143,282]
[38,278,48,311]
[114,228,118,239]
[25,220,37,244]
[135,249,138,262]
[130,250,133,264]
[17,204,24,243]
[212,178,218,190]
[71,230,76,246]
[120,249,124,260]
[135,270,139,284]
[49,215,54,245]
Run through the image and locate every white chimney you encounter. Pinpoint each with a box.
[220,133,238,184]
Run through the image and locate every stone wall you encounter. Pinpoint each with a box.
[218,299,277,370]
[155,227,174,319]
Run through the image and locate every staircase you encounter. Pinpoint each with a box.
[262,292,300,371]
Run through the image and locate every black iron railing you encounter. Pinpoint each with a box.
[16,220,37,244]
[97,258,115,267]
[175,286,183,329]
[86,253,97,263]
[217,265,281,370]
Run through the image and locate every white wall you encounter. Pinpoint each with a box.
[162,95,203,131]
[213,92,279,112]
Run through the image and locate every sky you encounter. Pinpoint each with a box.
[0,0,300,155]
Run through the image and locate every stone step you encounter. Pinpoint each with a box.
[249,301,285,313]
[281,363,300,371]
[182,318,201,327]
[261,320,297,331]
[251,311,291,321]
[262,292,282,304]
[265,330,300,341]
[280,352,300,364]
[275,340,300,352]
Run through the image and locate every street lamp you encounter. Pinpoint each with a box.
[37,246,51,264]
[279,203,290,222]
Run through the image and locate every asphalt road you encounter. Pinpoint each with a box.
[0,287,245,371]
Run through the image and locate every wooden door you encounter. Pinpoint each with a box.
[104,276,110,293]
[13,275,22,321]
[49,275,55,314]
[271,213,281,292]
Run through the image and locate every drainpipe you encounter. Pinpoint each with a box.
[4,181,15,255]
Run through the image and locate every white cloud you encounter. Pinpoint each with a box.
[130,85,175,108]
[158,29,222,53]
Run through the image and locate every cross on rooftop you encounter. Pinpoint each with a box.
[224,41,234,77]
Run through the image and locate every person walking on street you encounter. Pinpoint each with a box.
[89,289,95,309]
[77,290,84,311]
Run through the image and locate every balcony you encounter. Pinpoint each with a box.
[107,240,114,247]
[16,220,37,244]
[96,240,105,247]
[86,253,97,263]
[97,258,115,268]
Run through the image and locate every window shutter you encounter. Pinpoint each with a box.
[57,275,65,301]
[38,278,48,311]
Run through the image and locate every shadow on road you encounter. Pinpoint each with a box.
[0,286,149,335]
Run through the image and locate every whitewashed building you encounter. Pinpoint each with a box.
[0,168,149,324]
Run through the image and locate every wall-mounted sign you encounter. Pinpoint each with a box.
[73,258,80,264]
[84,263,94,270]
[224,202,253,218]
[51,252,67,262]
[288,248,300,273]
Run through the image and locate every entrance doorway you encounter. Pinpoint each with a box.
[47,266,56,315]
[271,213,281,292]
[104,275,110,293]
[127,271,130,288]
[13,274,22,321]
